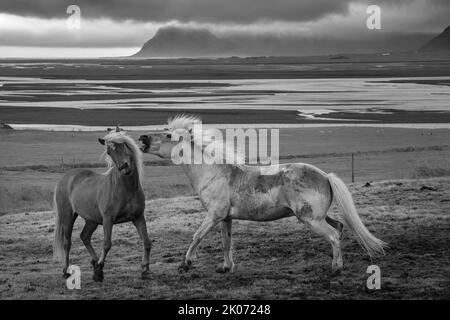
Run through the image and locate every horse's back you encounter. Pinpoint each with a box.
[284,162,330,193]
[240,162,330,195]
[56,168,100,195]
[229,162,332,220]
[55,169,103,221]
[278,162,332,215]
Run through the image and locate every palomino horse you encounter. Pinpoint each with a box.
[139,115,386,274]
[53,129,151,281]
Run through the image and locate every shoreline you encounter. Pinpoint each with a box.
[1,53,450,80]
[6,122,450,131]
[2,106,450,130]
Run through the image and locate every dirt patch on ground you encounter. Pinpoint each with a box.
[0,178,449,299]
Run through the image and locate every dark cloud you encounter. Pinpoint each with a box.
[0,0,354,23]
[1,0,449,23]
[0,19,435,56]
[0,0,448,57]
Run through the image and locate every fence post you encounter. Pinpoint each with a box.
[351,153,355,183]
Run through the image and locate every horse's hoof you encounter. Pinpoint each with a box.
[331,267,342,276]
[93,271,104,282]
[93,275,103,282]
[216,266,231,274]
[92,261,104,282]
[141,270,151,280]
[178,261,192,273]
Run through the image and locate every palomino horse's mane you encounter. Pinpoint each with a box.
[167,114,245,166]
[101,131,144,186]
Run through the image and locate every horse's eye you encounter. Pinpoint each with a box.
[166,134,172,139]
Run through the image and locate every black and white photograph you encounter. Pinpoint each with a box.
[0,0,449,303]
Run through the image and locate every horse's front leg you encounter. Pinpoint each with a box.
[132,215,152,279]
[179,215,221,273]
[216,219,234,273]
[93,217,113,282]
[80,221,99,266]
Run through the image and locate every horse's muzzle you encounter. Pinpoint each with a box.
[138,135,151,153]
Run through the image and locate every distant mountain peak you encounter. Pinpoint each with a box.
[419,26,450,52]
[133,26,232,58]
[153,26,218,39]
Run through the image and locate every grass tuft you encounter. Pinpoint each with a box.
[0,185,54,215]
[411,158,450,178]
[412,166,450,178]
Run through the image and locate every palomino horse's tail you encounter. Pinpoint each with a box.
[53,189,65,262]
[327,173,387,257]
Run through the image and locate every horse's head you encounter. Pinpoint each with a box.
[99,133,135,176]
[139,115,199,160]
[139,128,190,159]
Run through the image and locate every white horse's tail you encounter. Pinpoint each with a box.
[53,190,65,262]
[327,173,387,257]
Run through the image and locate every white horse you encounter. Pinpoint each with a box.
[139,115,386,274]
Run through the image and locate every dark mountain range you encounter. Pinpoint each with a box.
[133,26,234,57]
[133,25,438,58]
[419,26,450,52]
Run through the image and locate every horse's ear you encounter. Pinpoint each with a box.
[98,138,105,145]
[115,124,122,132]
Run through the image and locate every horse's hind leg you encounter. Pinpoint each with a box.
[295,204,343,273]
[62,213,78,278]
[54,184,77,278]
[80,221,99,265]
[216,219,234,273]
[308,219,343,273]
[132,215,152,279]
[325,216,344,239]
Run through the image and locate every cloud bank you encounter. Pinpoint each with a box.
[0,0,448,57]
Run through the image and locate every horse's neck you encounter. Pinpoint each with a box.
[182,163,230,192]
[181,143,244,192]
[108,162,141,192]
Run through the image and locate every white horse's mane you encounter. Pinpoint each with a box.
[101,131,144,186]
[167,114,245,166]
[167,114,201,131]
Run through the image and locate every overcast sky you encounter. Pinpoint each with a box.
[0,0,448,57]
